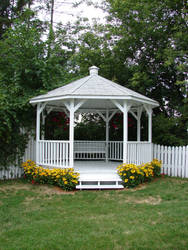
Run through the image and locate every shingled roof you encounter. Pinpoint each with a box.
[30,66,159,108]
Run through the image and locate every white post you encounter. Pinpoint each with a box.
[36,104,41,164]
[144,104,153,161]
[148,110,152,143]
[143,104,152,143]
[41,113,46,140]
[36,103,46,164]
[137,107,142,141]
[123,102,129,163]
[106,110,109,162]
[69,100,74,168]
[137,117,140,142]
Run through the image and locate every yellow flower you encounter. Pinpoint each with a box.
[124,179,128,183]
[130,176,135,179]
[64,181,68,184]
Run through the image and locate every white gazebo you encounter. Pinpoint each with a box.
[30,66,159,189]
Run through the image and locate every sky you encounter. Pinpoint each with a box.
[36,0,106,26]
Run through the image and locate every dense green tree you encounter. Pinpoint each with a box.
[101,0,188,145]
[0,12,70,167]
[0,0,34,38]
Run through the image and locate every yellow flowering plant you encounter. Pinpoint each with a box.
[117,159,162,188]
[117,163,145,188]
[151,158,162,177]
[22,160,79,191]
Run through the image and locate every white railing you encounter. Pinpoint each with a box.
[153,144,188,178]
[108,141,123,160]
[127,142,152,164]
[38,140,70,168]
[74,141,106,160]
[108,141,152,164]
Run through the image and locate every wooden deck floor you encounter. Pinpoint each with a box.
[74,160,122,174]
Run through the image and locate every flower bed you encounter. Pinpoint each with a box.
[22,160,79,191]
[117,159,162,188]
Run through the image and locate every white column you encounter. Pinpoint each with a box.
[137,107,142,141]
[41,113,46,140]
[148,110,152,143]
[69,100,74,168]
[143,105,152,143]
[105,110,109,162]
[144,104,153,161]
[36,104,41,164]
[123,102,129,163]
[137,118,140,142]
[148,110,152,161]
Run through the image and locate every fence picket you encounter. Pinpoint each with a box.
[185,146,188,178]
[167,146,171,176]
[182,146,185,178]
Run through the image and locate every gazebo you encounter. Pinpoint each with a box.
[30,66,159,189]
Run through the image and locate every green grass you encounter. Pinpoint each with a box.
[1,177,188,250]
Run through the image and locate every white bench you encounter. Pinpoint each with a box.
[74,141,106,159]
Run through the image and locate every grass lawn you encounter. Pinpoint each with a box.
[0,177,188,250]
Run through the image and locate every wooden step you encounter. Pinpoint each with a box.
[76,184,124,190]
[76,179,124,190]
[78,174,121,182]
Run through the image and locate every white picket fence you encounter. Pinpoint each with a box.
[153,144,188,178]
[1,140,188,180]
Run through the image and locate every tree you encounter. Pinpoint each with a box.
[0,0,35,39]
[0,11,68,167]
[100,0,188,145]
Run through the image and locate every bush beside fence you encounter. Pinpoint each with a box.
[0,137,36,180]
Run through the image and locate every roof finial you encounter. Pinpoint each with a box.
[89,66,99,75]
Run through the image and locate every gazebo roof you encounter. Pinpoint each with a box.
[30,66,159,110]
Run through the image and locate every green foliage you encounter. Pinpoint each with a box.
[45,111,69,140]
[105,0,188,145]
[73,113,138,141]
[153,113,187,146]
[0,0,33,39]
[0,12,66,167]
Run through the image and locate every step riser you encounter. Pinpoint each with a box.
[76,180,124,189]
[76,185,124,190]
